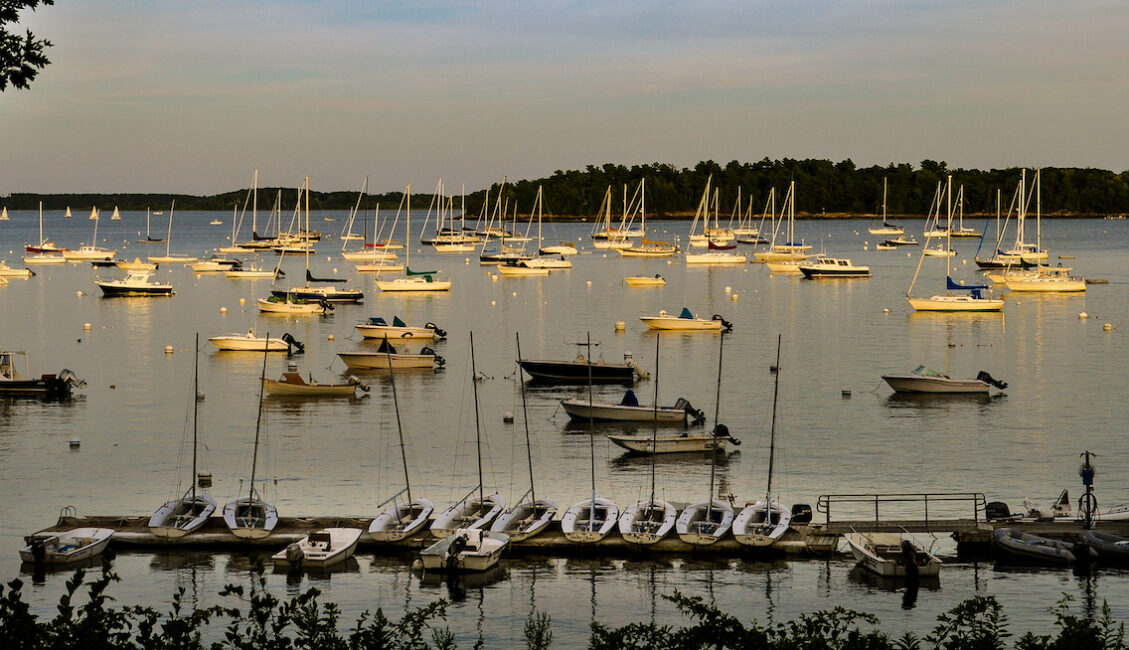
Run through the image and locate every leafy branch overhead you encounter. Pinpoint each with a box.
[0,0,54,92]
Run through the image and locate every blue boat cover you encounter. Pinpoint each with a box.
[619,389,639,406]
[392,316,406,327]
[947,276,989,291]
[678,307,694,319]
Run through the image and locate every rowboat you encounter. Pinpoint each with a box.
[337,339,444,370]
[19,528,114,565]
[262,363,368,397]
[561,390,705,424]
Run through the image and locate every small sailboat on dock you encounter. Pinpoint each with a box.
[224,340,279,539]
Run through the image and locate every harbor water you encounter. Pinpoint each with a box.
[1,209,1128,644]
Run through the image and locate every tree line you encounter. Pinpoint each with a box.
[5,159,1128,218]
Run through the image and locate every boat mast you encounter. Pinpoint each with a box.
[764,334,782,513]
[516,333,536,504]
[249,334,270,506]
[469,332,485,506]
[303,177,311,289]
[405,184,411,271]
[38,201,43,245]
[945,175,953,291]
[1016,169,1026,250]
[1035,168,1042,256]
[649,333,660,506]
[191,333,199,505]
[707,333,725,522]
[165,201,174,257]
[146,207,150,240]
[385,338,412,507]
[882,177,887,227]
[586,331,596,531]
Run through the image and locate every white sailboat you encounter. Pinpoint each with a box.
[490,333,558,542]
[867,178,903,235]
[589,186,633,249]
[618,335,678,546]
[753,181,811,262]
[148,201,198,263]
[675,334,735,546]
[368,344,435,542]
[430,333,505,538]
[224,339,279,538]
[110,206,121,220]
[560,332,620,543]
[0,207,7,221]
[220,170,258,253]
[906,176,1004,312]
[149,335,217,538]
[684,177,745,264]
[258,178,331,315]
[921,182,956,257]
[733,334,792,547]
[376,184,452,291]
[509,186,572,270]
[137,207,164,244]
[23,202,66,264]
[63,207,116,261]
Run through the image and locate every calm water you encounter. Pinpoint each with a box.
[2,209,1129,644]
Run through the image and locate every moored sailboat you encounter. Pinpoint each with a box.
[224,339,279,539]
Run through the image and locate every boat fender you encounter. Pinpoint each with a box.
[285,543,304,565]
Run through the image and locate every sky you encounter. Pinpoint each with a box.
[2,1,1127,195]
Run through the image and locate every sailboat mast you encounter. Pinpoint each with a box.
[641,179,646,237]
[252,169,258,236]
[882,177,888,226]
[146,207,150,240]
[707,334,724,520]
[304,177,311,288]
[945,175,953,284]
[516,334,536,504]
[165,201,174,257]
[649,334,660,505]
[405,184,411,271]
[249,334,269,505]
[385,339,412,506]
[765,334,782,507]
[38,201,43,244]
[586,331,596,531]
[469,332,485,505]
[1035,168,1042,254]
[191,333,199,504]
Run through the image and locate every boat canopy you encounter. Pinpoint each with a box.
[678,307,694,319]
[406,267,438,277]
[946,276,990,291]
[619,390,639,407]
[911,365,944,377]
[368,317,388,325]
[377,339,397,354]
[393,316,406,327]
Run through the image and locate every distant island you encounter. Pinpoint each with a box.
[4,159,1126,218]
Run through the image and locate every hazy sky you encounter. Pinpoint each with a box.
[3,1,1127,195]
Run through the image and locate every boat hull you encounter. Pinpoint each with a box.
[639,316,722,331]
[732,501,792,547]
[608,433,731,454]
[148,495,217,539]
[262,378,360,397]
[20,528,115,564]
[518,360,636,383]
[907,295,1004,312]
[881,374,990,394]
[368,499,435,542]
[272,528,362,568]
[561,498,619,543]
[337,352,439,370]
[675,500,734,545]
[222,497,279,539]
[618,500,677,545]
[489,499,558,542]
[560,398,689,423]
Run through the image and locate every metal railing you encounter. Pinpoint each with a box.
[816,492,987,527]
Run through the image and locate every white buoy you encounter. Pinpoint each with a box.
[512,291,517,297]
[465,258,470,264]
[731,293,738,301]
[220,306,227,314]
[586,280,592,287]
[615,320,626,331]
[164,345,174,354]
[724,286,732,293]
[76,290,84,297]
[492,275,498,283]
[83,322,92,330]
[883,307,891,313]
[1079,312,1089,319]
[239,297,246,305]
[332,267,338,273]
[491,300,496,306]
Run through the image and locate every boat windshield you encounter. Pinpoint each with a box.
[912,365,943,377]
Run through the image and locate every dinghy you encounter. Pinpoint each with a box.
[419,528,509,572]
[992,528,1091,564]
[560,389,705,425]
[262,364,367,397]
[272,528,362,568]
[639,308,733,332]
[20,528,115,565]
[845,531,942,577]
[1081,530,1129,561]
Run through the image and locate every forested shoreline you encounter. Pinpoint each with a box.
[4,159,1127,218]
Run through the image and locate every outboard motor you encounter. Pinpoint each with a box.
[976,371,1008,390]
[714,423,741,446]
[58,369,86,389]
[318,298,334,312]
[421,347,446,368]
[985,501,1012,521]
[445,534,467,572]
[711,314,734,332]
[284,543,304,566]
[790,503,813,524]
[425,322,448,339]
[673,398,707,426]
[280,333,305,355]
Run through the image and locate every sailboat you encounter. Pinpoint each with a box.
[675,334,735,545]
[733,334,792,547]
[617,334,678,546]
[867,178,904,236]
[149,335,217,538]
[589,186,633,250]
[752,181,811,262]
[490,333,558,541]
[111,206,121,220]
[376,184,452,291]
[560,332,620,543]
[223,338,279,538]
[64,207,116,261]
[65,207,71,219]
[258,178,332,314]
[88,207,98,220]
[949,186,982,238]
[368,343,435,542]
[922,183,957,257]
[618,179,678,257]
[429,332,506,538]
[906,175,1004,312]
[148,201,198,263]
[684,177,745,265]
[0,207,7,221]
[137,207,165,244]
[23,202,67,264]
[504,186,572,270]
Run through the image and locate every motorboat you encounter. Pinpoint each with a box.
[257,293,330,314]
[272,528,362,568]
[0,261,34,277]
[262,363,368,397]
[624,274,666,286]
[95,271,174,297]
[116,258,158,272]
[798,257,870,278]
[209,329,300,353]
[225,264,279,279]
[639,308,733,332]
[0,349,85,397]
[517,351,647,384]
[19,528,115,565]
[882,236,918,246]
[23,253,66,265]
[845,531,942,577]
[560,497,619,543]
[882,365,1007,394]
[190,255,241,273]
[337,339,445,370]
[375,273,452,292]
[419,528,509,573]
[561,389,705,425]
[1004,266,1086,292]
[496,260,550,276]
[993,528,1092,564]
[355,316,446,341]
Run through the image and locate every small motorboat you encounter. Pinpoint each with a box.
[798,257,870,279]
[0,261,34,277]
[354,316,447,340]
[209,329,301,353]
[560,389,706,425]
[95,271,174,297]
[517,352,646,384]
[882,365,1007,394]
[430,491,506,538]
[20,528,114,565]
[257,293,331,314]
[115,257,158,272]
[1081,530,1129,560]
[262,363,368,397]
[618,498,678,545]
[190,255,241,272]
[608,423,740,454]
[845,531,942,577]
[337,339,445,370]
[272,528,362,569]
[639,308,733,332]
[0,349,85,397]
[561,497,619,543]
[624,274,666,286]
[992,528,1092,564]
[419,528,509,573]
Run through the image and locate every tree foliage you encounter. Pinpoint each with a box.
[0,0,53,92]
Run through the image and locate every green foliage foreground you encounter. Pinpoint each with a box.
[0,559,1124,650]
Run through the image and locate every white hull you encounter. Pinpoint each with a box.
[675,500,734,545]
[640,314,723,331]
[419,528,509,572]
[684,252,745,265]
[262,377,361,397]
[342,250,399,262]
[497,264,549,276]
[375,277,451,291]
[209,334,289,351]
[560,398,689,423]
[0,263,33,277]
[23,254,66,265]
[257,297,326,314]
[355,262,404,273]
[490,499,558,542]
[561,497,619,543]
[272,528,362,568]
[64,247,116,261]
[907,295,1004,312]
[618,499,677,545]
[148,493,217,538]
[430,492,506,538]
[223,497,279,539]
[116,258,157,272]
[1005,278,1086,292]
[624,275,666,286]
[882,374,990,394]
[337,351,439,369]
[608,433,731,454]
[20,528,114,564]
[732,500,792,546]
[845,532,942,577]
[368,498,435,542]
[355,324,441,340]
